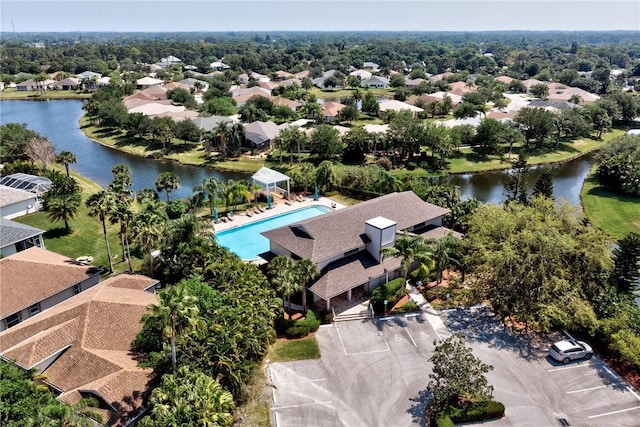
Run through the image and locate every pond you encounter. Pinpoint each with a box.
[1,99,593,205]
[0,100,246,199]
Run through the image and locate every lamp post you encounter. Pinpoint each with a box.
[384,299,388,317]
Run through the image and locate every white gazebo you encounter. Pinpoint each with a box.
[252,167,290,199]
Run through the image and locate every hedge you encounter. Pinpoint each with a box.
[448,400,505,424]
[370,278,406,314]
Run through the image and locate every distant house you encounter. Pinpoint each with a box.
[0,185,39,219]
[237,71,270,84]
[136,76,164,89]
[404,78,427,89]
[321,101,346,123]
[16,79,55,91]
[0,247,103,330]
[294,70,310,79]
[546,86,600,105]
[179,77,210,92]
[360,76,389,89]
[378,100,424,118]
[262,191,454,310]
[363,61,380,70]
[276,78,303,89]
[54,77,80,91]
[270,96,302,111]
[76,71,102,80]
[191,115,234,132]
[231,86,271,98]
[0,273,158,425]
[0,218,45,259]
[448,81,476,96]
[210,60,230,71]
[312,70,340,89]
[275,70,295,80]
[159,55,182,66]
[244,121,281,151]
[494,75,515,85]
[349,69,373,81]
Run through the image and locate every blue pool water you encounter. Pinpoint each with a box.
[216,205,331,260]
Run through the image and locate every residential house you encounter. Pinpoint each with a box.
[0,273,159,426]
[162,81,189,91]
[276,78,302,89]
[178,78,210,92]
[54,77,80,91]
[262,191,453,310]
[76,71,103,80]
[448,81,477,96]
[244,120,281,151]
[321,101,346,123]
[191,115,234,133]
[0,247,103,330]
[429,72,454,82]
[0,185,39,219]
[494,75,515,85]
[360,76,389,89]
[16,78,55,91]
[363,61,380,70]
[546,86,600,105]
[231,86,272,98]
[378,100,424,117]
[275,70,295,80]
[363,124,389,135]
[404,78,427,89]
[0,218,45,259]
[349,69,373,81]
[210,61,230,71]
[259,81,279,91]
[237,72,270,84]
[159,55,182,66]
[270,96,303,111]
[522,78,546,91]
[294,70,310,79]
[135,77,164,89]
[0,173,52,198]
[312,70,341,89]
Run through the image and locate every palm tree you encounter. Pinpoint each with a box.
[46,193,81,232]
[155,172,180,203]
[295,259,319,313]
[222,179,251,211]
[194,177,223,217]
[143,286,200,372]
[213,121,231,157]
[56,151,77,177]
[300,163,315,194]
[109,202,134,272]
[86,191,116,273]
[268,255,300,314]
[229,123,246,154]
[430,234,462,285]
[132,201,167,278]
[381,231,434,284]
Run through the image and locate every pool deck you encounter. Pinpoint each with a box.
[212,195,346,233]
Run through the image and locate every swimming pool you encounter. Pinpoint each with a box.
[215,205,332,260]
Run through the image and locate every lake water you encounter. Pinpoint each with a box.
[0,99,592,205]
[0,99,246,199]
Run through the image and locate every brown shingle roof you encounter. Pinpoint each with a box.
[0,247,100,319]
[263,192,449,264]
[0,274,157,426]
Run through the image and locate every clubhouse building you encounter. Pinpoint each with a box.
[262,191,458,310]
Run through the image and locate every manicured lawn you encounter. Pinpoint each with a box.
[581,166,640,240]
[14,167,143,276]
[309,87,393,100]
[0,88,92,100]
[267,336,321,362]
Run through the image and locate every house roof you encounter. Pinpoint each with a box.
[361,76,389,86]
[0,218,43,251]
[378,100,423,113]
[128,103,186,116]
[310,252,402,300]
[231,86,271,98]
[162,82,189,91]
[363,124,389,134]
[547,86,600,103]
[349,70,373,80]
[270,96,302,109]
[0,246,99,319]
[0,185,36,208]
[494,76,515,84]
[76,71,102,79]
[136,77,164,86]
[55,77,80,86]
[244,121,281,144]
[263,191,449,264]
[294,70,310,79]
[191,115,233,132]
[139,85,168,99]
[0,173,52,196]
[321,101,346,117]
[275,70,295,79]
[0,274,157,426]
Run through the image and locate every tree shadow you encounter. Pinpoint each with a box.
[43,227,72,238]
[406,388,430,427]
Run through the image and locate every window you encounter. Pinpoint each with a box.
[5,313,21,329]
[29,303,40,316]
[73,284,81,295]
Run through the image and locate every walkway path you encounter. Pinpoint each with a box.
[406,283,450,342]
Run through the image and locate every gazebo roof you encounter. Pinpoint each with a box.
[252,167,289,185]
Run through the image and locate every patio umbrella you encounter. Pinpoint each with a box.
[213,207,218,222]
[267,193,272,209]
[314,185,319,200]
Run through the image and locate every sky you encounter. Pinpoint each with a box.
[1,0,639,33]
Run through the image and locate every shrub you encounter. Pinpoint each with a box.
[393,300,419,314]
[285,325,310,339]
[449,400,505,424]
[435,416,455,427]
[295,309,321,332]
[370,278,405,314]
[376,156,392,171]
[406,161,417,171]
[166,199,186,219]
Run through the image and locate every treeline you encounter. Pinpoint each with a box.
[2,31,639,87]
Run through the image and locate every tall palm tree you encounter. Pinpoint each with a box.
[229,123,246,154]
[295,259,319,313]
[155,172,180,203]
[268,256,299,314]
[143,286,200,372]
[86,190,116,273]
[193,177,222,217]
[429,233,463,296]
[132,201,167,278]
[56,150,77,177]
[222,179,251,211]
[213,121,231,157]
[300,163,315,194]
[109,201,134,272]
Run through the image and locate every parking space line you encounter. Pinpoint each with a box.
[335,323,349,356]
[403,324,417,347]
[588,405,640,419]
[547,362,600,372]
[567,382,624,394]
[602,365,620,380]
[628,386,640,402]
[271,401,334,410]
[335,322,390,356]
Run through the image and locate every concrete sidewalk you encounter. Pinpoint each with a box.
[406,283,450,341]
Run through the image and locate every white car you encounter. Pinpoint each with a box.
[549,340,593,364]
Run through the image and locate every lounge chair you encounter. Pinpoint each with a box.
[257,206,265,213]
[227,213,234,221]
[246,210,253,217]
[220,216,228,223]
[285,199,292,206]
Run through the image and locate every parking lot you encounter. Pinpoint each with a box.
[269,314,438,427]
[268,305,640,427]
[442,305,640,426]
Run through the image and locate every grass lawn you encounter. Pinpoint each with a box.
[309,87,394,100]
[0,88,92,100]
[267,336,321,362]
[581,166,640,240]
[14,166,144,276]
